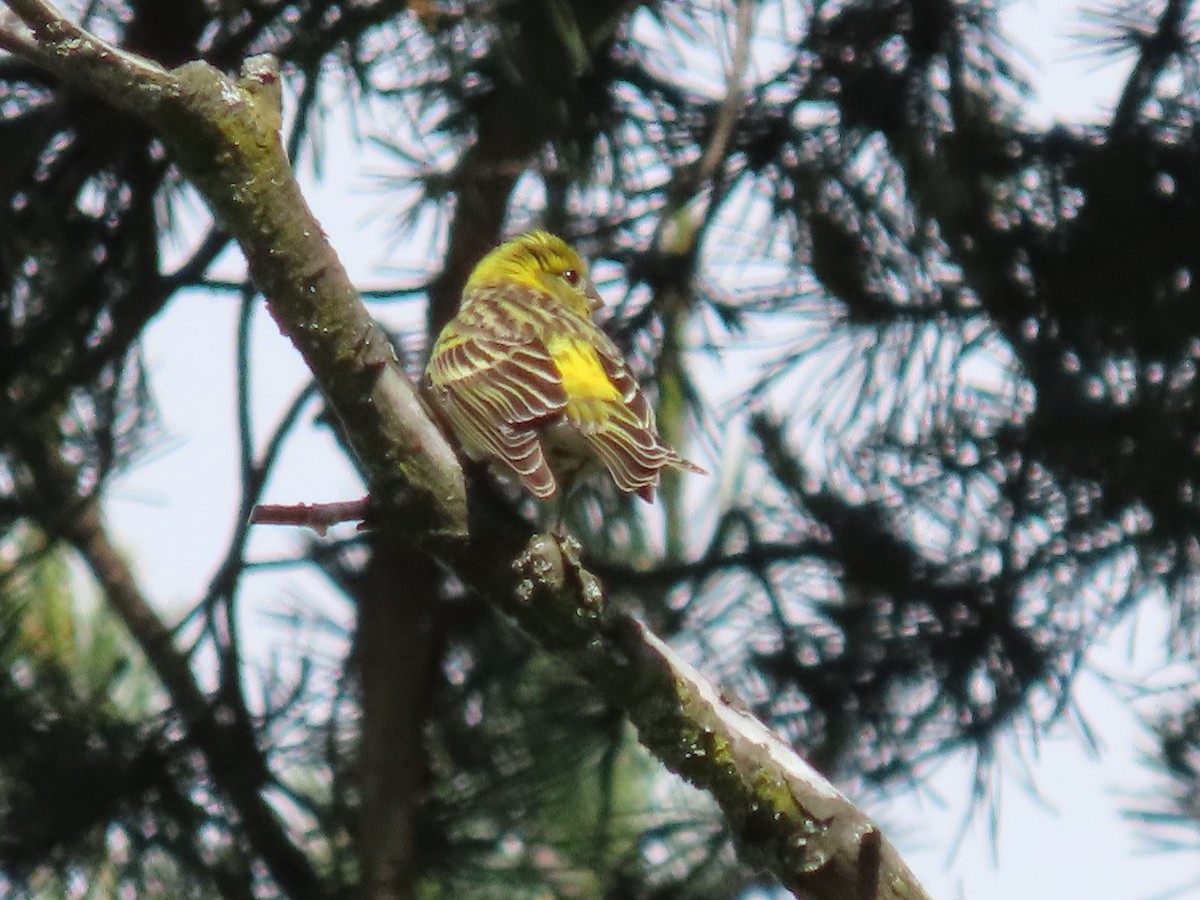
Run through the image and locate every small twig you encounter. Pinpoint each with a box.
[693,0,755,189]
[250,497,371,536]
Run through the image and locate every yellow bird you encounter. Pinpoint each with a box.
[426,231,704,502]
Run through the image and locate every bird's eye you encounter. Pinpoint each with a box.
[562,269,581,287]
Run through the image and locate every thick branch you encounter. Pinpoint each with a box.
[441,530,931,900]
[1,0,466,539]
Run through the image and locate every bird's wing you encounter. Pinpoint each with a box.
[553,320,692,502]
[428,302,568,498]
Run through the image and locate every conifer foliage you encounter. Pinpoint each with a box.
[2,1,1200,896]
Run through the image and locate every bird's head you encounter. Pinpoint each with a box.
[465,231,602,316]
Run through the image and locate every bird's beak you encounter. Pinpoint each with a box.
[586,282,603,312]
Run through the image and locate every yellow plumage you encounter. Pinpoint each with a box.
[425,231,704,502]
[549,337,623,404]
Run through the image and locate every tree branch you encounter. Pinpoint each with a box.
[447,530,931,900]
[1,0,467,541]
[356,538,439,900]
[7,421,327,899]
[693,0,754,191]
[1108,0,1188,141]
[590,540,826,591]
[251,498,369,536]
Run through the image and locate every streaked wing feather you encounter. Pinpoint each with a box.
[428,301,567,497]
[566,339,696,500]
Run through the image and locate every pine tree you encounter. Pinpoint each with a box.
[3,1,1200,897]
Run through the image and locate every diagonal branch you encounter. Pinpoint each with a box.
[1,0,467,541]
[1108,0,1190,140]
[693,0,755,191]
[443,528,932,900]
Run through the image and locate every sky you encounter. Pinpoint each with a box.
[98,2,1199,898]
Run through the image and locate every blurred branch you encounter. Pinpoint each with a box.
[591,540,824,590]
[1,222,232,423]
[689,0,754,194]
[1108,0,1189,140]
[649,0,755,554]
[9,422,325,899]
[207,303,322,603]
[163,226,232,290]
[356,537,440,900]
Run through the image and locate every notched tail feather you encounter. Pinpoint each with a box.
[635,455,707,503]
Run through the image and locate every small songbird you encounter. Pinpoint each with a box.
[425,231,705,503]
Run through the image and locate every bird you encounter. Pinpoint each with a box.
[425,231,705,505]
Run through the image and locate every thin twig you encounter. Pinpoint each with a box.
[251,498,371,536]
[176,378,322,639]
[693,0,755,188]
[8,414,328,900]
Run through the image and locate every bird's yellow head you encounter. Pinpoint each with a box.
[464,231,602,317]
